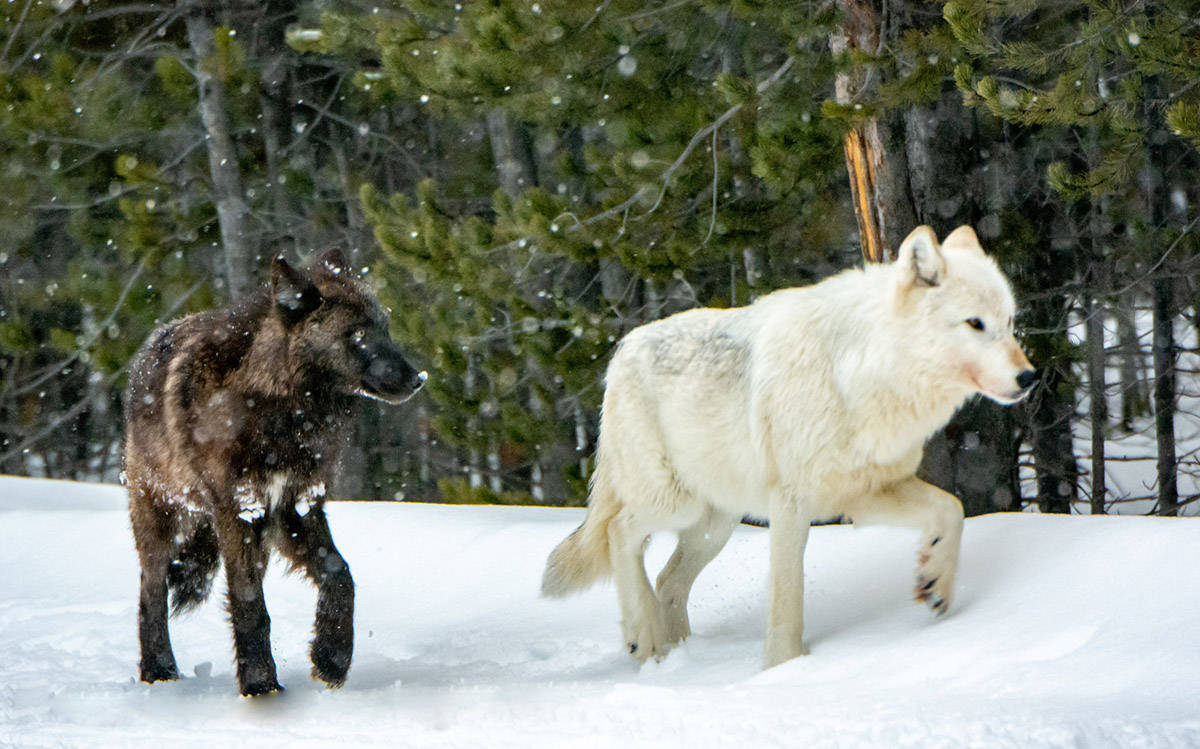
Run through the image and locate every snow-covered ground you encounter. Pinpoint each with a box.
[2,475,1199,748]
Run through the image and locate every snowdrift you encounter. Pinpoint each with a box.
[1,475,1197,747]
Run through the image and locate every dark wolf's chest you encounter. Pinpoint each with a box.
[210,392,357,479]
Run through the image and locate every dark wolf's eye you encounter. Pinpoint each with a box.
[965,317,985,332]
[350,328,366,344]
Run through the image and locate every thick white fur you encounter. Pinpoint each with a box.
[542,225,1034,668]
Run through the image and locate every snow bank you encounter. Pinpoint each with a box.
[1,475,1198,747]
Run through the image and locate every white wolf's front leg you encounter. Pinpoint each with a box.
[844,477,964,615]
[764,495,812,668]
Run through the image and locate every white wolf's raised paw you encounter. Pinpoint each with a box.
[915,572,950,615]
[914,535,956,616]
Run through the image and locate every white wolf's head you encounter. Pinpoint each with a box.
[892,225,1035,405]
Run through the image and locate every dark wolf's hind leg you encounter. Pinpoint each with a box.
[130,483,180,683]
[167,519,220,616]
[278,507,354,687]
[214,503,281,696]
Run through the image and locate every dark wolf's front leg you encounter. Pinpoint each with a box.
[278,505,354,687]
[130,486,180,683]
[214,503,281,696]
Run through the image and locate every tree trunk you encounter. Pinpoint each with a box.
[1143,74,1179,516]
[184,4,255,301]
[258,53,287,255]
[1029,307,1079,514]
[485,108,541,498]
[1084,181,1107,514]
[486,109,537,197]
[573,400,588,482]
[1151,274,1178,515]
[487,444,502,494]
[1086,292,1107,514]
[464,355,483,489]
[831,0,918,260]
[1020,227,1079,513]
[903,90,978,234]
[1116,292,1148,431]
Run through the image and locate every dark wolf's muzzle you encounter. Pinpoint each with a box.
[359,342,427,404]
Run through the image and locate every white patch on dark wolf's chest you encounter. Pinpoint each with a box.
[236,473,289,522]
[295,481,325,517]
[234,473,325,521]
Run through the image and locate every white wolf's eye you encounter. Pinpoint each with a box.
[965,317,985,332]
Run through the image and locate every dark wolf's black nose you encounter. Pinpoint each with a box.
[1016,369,1037,390]
[411,371,428,393]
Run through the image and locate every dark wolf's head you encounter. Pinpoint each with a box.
[271,248,426,404]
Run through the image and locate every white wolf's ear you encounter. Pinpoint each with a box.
[941,225,985,256]
[895,226,945,289]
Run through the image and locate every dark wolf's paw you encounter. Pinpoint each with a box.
[311,640,352,688]
[139,659,180,684]
[238,660,283,697]
[240,678,284,697]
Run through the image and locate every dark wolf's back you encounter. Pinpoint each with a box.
[122,323,172,433]
[122,294,274,486]
[123,297,265,433]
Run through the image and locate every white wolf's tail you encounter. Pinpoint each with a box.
[541,471,619,597]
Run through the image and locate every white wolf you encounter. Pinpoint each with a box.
[542,225,1034,668]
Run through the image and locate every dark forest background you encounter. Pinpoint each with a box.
[1,0,1197,515]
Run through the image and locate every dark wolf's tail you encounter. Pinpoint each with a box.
[167,521,220,616]
[541,469,620,597]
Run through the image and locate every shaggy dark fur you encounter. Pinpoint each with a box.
[124,249,424,696]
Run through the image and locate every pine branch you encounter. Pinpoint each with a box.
[482,54,798,255]
[645,55,796,215]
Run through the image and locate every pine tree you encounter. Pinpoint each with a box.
[308,0,853,504]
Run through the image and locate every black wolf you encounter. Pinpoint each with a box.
[123,248,425,695]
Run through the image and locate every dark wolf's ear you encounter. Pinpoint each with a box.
[895,225,945,290]
[272,256,322,325]
[318,247,349,278]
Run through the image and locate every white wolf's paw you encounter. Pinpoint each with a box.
[915,535,958,616]
[623,614,670,663]
[661,602,691,646]
[763,624,809,669]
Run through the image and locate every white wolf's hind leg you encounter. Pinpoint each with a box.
[655,507,737,646]
[608,509,668,662]
[843,478,964,616]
